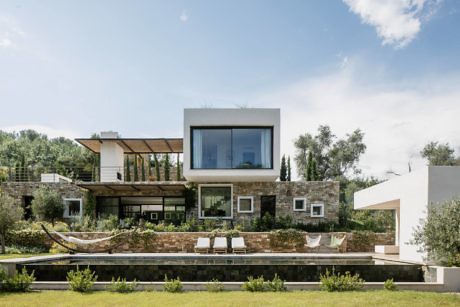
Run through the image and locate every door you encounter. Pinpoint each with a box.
[260,195,276,218]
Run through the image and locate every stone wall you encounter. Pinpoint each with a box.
[191,181,340,225]
[45,231,394,253]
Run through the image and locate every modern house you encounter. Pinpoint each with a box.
[354,166,460,262]
[0,108,339,226]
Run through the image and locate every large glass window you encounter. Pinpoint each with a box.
[192,128,272,169]
[199,186,232,218]
[63,198,82,218]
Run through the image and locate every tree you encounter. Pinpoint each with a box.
[154,154,160,181]
[306,152,313,181]
[287,156,291,182]
[141,157,146,181]
[421,142,458,166]
[412,199,460,266]
[133,156,139,181]
[280,155,287,181]
[125,156,131,182]
[31,187,64,226]
[294,125,366,181]
[176,153,181,181]
[0,193,23,253]
[311,159,318,181]
[164,154,170,181]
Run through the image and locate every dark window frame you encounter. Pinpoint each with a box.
[190,126,274,170]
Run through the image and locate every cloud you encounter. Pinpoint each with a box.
[343,0,442,48]
[0,15,25,49]
[255,60,460,180]
[179,11,188,22]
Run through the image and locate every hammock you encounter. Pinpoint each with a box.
[41,224,129,253]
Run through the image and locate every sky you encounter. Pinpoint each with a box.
[1,0,460,179]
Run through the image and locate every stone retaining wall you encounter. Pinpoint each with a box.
[47,231,394,253]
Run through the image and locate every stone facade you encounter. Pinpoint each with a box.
[192,181,340,224]
[43,231,394,253]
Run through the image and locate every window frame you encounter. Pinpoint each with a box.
[293,197,307,212]
[310,202,325,217]
[63,198,83,218]
[198,184,233,219]
[237,196,254,213]
[190,126,274,170]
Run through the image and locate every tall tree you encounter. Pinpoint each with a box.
[311,158,318,181]
[421,142,458,166]
[141,156,146,181]
[31,187,64,226]
[306,151,313,181]
[280,155,287,181]
[294,125,366,181]
[164,154,170,181]
[154,154,160,181]
[287,156,291,182]
[176,153,181,181]
[0,193,23,253]
[125,156,131,182]
[133,156,139,181]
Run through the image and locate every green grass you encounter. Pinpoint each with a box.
[0,253,49,260]
[0,291,458,307]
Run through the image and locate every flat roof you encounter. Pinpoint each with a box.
[76,181,187,193]
[75,138,183,154]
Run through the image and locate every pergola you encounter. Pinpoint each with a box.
[75,138,183,154]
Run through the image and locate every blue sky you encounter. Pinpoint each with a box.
[1,0,460,178]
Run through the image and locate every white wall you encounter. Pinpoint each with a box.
[100,132,124,182]
[183,108,280,182]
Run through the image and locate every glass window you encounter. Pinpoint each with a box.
[96,197,119,218]
[293,198,307,211]
[192,128,272,169]
[63,199,82,218]
[199,186,232,218]
[192,129,231,169]
[238,196,253,213]
[311,203,324,217]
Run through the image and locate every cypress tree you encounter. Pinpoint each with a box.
[280,155,287,181]
[176,153,181,181]
[125,156,131,182]
[164,154,170,181]
[306,151,313,181]
[147,154,152,177]
[141,156,146,181]
[311,158,318,181]
[287,156,291,182]
[154,154,160,181]
[133,156,139,181]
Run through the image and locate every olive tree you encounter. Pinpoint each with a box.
[412,199,460,266]
[0,193,23,253]
[31,187,64,226]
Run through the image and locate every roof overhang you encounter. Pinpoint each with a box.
[75,138,183,154]
[76,181,187,193]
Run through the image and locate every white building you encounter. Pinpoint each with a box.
[354,166,460,262]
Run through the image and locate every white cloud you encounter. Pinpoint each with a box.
[343,0,441,48]
[255,61,460,180]
[179,11,188,22]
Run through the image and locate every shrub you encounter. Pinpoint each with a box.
[70,215,96,232]
[319,268,364,292]
[1,267,35,292]
[5,229,48,250]
[0,193,23,253]
[0,267,6,282]
[412,199,460,266]
[384,278,397,291]
[107,277,138,293]
[96,215,119,232]
[66,266,98,292]
[163,276,182,293]
[269,229,305,249]
[242,276,266,292]
[205,279,224,292]
[6,245,48,254]
[31,187,64,226]
[266,274,287,292]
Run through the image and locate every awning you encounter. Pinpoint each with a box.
[76,181,187,193]
[75,138,183,154]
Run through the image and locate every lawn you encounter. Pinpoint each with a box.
[0,291,459,307]
[0,253,49,260]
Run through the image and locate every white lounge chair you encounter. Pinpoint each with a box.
[194,237,210,253]
[306,234,321,251]
[328,234,346,252]
[231,237,247,254]
[213,237,228,254]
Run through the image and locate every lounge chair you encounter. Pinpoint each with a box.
[328,234,346,252]
[194,237,210,253]
[213,237,228,254]
[231,237,247,253]
[306,234,321,251]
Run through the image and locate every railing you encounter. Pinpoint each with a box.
[0,165,180,183]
